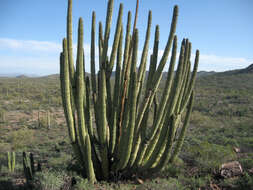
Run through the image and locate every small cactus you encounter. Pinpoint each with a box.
[23,152,35,182]
[47,110,51,129]
[0,110,6,123]
[7,151,15,172]
[37,110,40,128]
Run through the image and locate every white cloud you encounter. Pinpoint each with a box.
[0,38,252,75]
[0,38,61,52]
[0,38,101,75]
[197,54,252,72]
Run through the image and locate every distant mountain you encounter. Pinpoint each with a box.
[42,74,60,79]
[196,63,253,95]
[197,71,216,77]
[2,63,252,80]
[159,70,216,79]
[236,63,253,74]
[210,63,253,76]
[41,72,90,79]
[0,73,39,78]
[0,73,23,77]
[16,75,28,78]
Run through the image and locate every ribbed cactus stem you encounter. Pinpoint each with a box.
[67,0,75,84]
[142,39,185,168]
[110,25,123,154]
[175,39,190,114]
[62,38,75,143]
[149,35,177,141]
[136,10,152,104]
[127,10,152,166]
[23,152,33,182]
[146,25,159,87]
[152,114,180,172]
[170,91,194,163]
[181,49,199,112]
[99,69,109,179]
[135,36,178,168]
[118,11,132,146]
[99,22,104,68]
[149,6,178,90]
[116,29,138,170]
[30,153,35,174]
[85,77,94,137]
[75,18,96,182]
[135,6,178,136]
[120,11,132,91]
[7,152,11,172]
[90,11,96,103]
[101,0,114,68]
[11,152,15,172]
[108,3,123,72]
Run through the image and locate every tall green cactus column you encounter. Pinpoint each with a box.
[60,0,199,182]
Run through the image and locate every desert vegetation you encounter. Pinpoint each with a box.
[0,0,252,189]
[0,67,253,190]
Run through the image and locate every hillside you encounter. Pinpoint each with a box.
[0,65,253,189]
[237,63,253,74]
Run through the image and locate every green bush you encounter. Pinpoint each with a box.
[7,127,34,151]
[72,176,95,190]
[185,141,236,173]
[136,178,185,190]
[236,172,253,190]
[179,175,211,190]
[33,170,66,190]
[240,157,253,170]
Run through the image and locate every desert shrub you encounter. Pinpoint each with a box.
[72,176,95,190]
[0,153,6,173]
[179,175,211,190]
[185,140,236,173]
[0,109,6,123]
[33,169,66,190]
[165,165,182,178]
[235,172,253,190]
[48,152,72,170]
[0,142,11,152]
[190,111,213,126]
[163,158,185,178]
[136,178,184,190]
[240,157,253,170]
[38,116,50,129]
[7,127,34,151]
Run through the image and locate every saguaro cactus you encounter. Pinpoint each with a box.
[60,0,199,182]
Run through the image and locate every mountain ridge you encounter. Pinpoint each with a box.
[1,63,252,79]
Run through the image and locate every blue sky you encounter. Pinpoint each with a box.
[0,0,252,75]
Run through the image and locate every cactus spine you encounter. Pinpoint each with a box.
[60,0,199,182]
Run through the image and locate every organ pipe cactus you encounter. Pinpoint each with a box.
[60,0,199,182]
